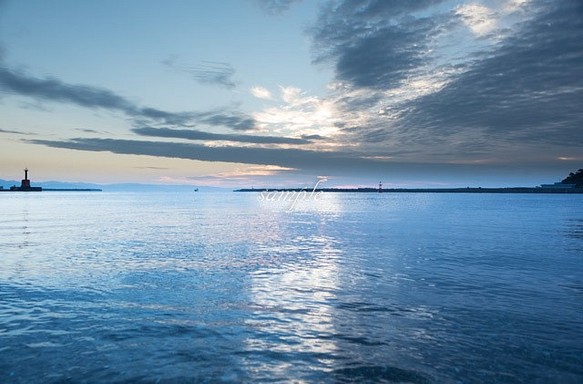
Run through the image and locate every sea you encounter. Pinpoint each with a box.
[0,191,582,383]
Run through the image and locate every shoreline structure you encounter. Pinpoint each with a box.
[234,187,583,194]
[2,168,582,194]
[0,169,101,192]
[237,171,583,194]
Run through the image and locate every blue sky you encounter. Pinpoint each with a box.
[1,0,581,187]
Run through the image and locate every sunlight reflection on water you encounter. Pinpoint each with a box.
[0,192,582,383]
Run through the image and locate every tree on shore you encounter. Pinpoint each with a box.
[561,169,583,187]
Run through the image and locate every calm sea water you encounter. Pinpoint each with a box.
[0,192,582,383]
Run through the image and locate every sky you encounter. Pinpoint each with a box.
[0,0,581,188]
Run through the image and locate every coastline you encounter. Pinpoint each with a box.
[235,187,583,194]
[0,188,102,192]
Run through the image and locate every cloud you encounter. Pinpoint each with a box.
[76,128,101,134]
[190,165,294,180]
[30,136,540,185]
[400,1,583,147]
[0,128,28,135]
[301,134,325,140]
[255,0,302,15]
[302,0,583,165]
[0,66,137,112]
[28,137,418,175]
[310,1,446,89]
[250,86,273,100]
[132,127,311,145]
[160,165,297,187]
[134,166,170,170]
[455,3,498,37]
[4,0,581,182]
[196,112,256,131]
[186,61,237,89]
[163,57,237,89]
[0,65,256,130]
[253,86,342,139]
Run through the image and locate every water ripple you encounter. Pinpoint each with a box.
[1,193,582,383]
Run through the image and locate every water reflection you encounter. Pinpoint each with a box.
[0,198,32,282]
[242,192,437,382]
[245,231,342,379]
[246,194,342,381]
[3,193,582,382]
[0,198,31,249]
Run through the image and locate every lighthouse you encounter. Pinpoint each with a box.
[9,168,42,191]
[21,168,31,189]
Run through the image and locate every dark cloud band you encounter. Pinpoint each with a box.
[0,66,256,130]
[132,127,311,145]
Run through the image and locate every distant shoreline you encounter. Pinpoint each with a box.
[0,188,102,192]
[43,189,102,192]
[235,187,583,194]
